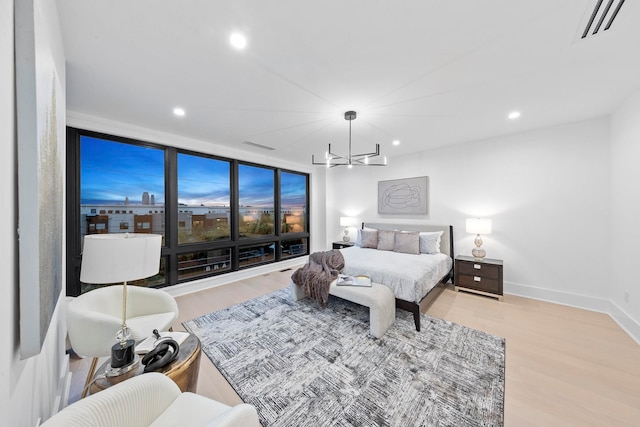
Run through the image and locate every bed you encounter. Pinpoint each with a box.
[339,222,454,331]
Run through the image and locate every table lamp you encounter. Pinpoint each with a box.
[466,218,492,259]
[339,216,357,242]
[80,233,162,374]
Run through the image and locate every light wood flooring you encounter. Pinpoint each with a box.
[69,266,640,426]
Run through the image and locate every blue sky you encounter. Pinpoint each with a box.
[81,136,306,207]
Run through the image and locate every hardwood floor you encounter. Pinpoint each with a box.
[69,267,640,426]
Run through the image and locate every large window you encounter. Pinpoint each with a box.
[280,171,307,234]
[66,129,310,296]
[238,164,274,238]
[177,153,231,244]
[78,136,167,292]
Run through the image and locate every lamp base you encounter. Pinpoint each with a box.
[110,338,136,369]
[471,247,486,259]
[343,229,350,242]
[472,234,486,259]
[105,355,140,378]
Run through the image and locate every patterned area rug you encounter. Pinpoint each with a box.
[183,288,505,427]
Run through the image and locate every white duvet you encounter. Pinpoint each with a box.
[339,246,452,303]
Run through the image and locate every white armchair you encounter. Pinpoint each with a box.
[67,285,179,396]
[40,373,260,427]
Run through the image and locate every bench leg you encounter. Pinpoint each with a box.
[369,302,395,338]
[290,281,306,301]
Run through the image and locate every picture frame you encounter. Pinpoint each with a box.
[16,0,65,358]
[378,176,428,215]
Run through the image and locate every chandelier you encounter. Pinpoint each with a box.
[312,111,387,168]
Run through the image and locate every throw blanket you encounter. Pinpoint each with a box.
[291,249,345,308]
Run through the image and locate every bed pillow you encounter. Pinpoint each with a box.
[376,230,395,251]
[419,231,443,254]
[358,229,378,249]
[356,227,376,246]
[394,231,420,254]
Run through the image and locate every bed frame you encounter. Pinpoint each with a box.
[362,222,454,331]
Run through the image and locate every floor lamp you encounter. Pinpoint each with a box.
[80,233,162,377]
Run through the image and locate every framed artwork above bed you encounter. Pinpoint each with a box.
[378,176,428,215]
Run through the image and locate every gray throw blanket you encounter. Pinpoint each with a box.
[291,249,345,308]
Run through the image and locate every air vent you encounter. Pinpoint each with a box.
[242,141,275,151]
[580,0,625,39]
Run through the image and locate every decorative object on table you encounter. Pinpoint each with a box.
[141,329,180,373]
[339,216,357,242]
[466,218,492,259]
[312,110,387,168]
[378,176,428,215]
[184,289,505,427]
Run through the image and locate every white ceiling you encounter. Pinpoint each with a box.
[56,0,640,166]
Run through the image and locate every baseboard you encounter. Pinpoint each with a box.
[608,301,640,346]
[506,281,640,345]
[165,257,307,297]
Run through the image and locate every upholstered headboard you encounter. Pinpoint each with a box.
[362,222,454,259]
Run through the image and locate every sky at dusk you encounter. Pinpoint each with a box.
[81,136,306,208]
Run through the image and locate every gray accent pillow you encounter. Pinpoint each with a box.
[394,231,420,254]
[419,231,443,254]
[360,229,378,249]
[356,227,376,246]
[377,230,395,251]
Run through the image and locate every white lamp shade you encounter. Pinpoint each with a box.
[466,218,492,235]
[80,233,162,284]
[340,217,358,227]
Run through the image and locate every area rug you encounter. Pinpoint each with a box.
[183,288,505,427]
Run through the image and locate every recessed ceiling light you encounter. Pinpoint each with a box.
[508,111,521,120]
[392,140,400,146]
[173,107,185,116]
[230,33,247,49]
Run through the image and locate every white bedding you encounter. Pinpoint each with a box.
[339,246,452,304]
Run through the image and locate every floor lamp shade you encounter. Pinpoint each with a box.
[80,233,162,284]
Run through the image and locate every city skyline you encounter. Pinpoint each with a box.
[81,136,307,208]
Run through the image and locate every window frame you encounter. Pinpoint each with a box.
[66,128,310,296]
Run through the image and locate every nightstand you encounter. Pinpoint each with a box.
[332,241,355,249]
[454,255,503,301]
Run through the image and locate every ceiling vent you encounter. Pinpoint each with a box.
[242,141,275,151]
[580,0,626,39]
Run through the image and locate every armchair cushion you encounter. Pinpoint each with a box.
[41,373,261,427]
[67,285,179,357]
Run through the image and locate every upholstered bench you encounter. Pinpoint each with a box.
[290,279,395,338]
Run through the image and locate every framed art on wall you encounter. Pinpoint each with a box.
[15,0,65,358]
[378,176,428,215]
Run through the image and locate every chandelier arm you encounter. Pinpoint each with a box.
[351,151,380,159]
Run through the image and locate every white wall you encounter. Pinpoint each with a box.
[327,118,615,312]
[2,0,70,425]
[610,90,640,340]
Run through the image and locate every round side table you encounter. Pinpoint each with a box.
[89,333,201,395]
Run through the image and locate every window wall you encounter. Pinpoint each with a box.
[66,128,310,296]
